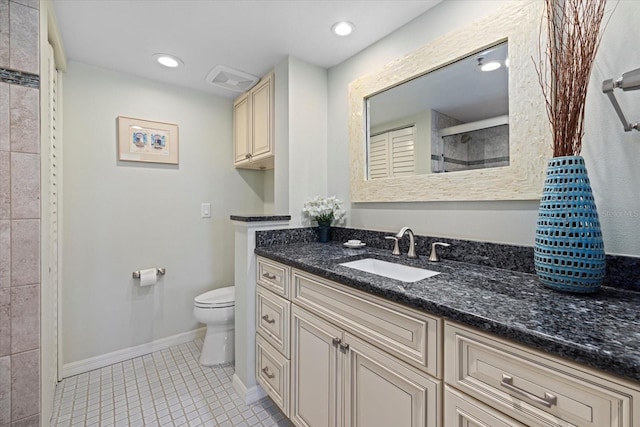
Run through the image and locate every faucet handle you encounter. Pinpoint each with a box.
[429,242,450,262]
[385,236,401,256]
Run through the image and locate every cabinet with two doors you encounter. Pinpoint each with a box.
[254,256,640,427]
[233,71,274,170]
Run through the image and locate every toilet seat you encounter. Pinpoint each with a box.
[194,286,235,308]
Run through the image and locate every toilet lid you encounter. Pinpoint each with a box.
[194,286,235,308]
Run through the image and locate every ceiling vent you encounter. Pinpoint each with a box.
[206,65,259,93]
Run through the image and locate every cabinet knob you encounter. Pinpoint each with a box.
[339,342,350,353]
[332,337,342,347]
[245,154,251,159]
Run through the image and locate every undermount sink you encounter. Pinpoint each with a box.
[339,258,440,283]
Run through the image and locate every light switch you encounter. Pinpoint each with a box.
[201,203,211,218]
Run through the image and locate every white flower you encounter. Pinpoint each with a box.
[302,196,345,226]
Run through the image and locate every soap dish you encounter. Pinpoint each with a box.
[344,242,366,249]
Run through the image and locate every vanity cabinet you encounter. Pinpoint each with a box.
[444,386,526,427]
[255,255,640,427]
[255,257,291,416]
[444,321,640,427]
[291,305,440,427]
[255,256,442,427]
[233,71,274,170]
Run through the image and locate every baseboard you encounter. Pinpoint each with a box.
[62,327,206,378]
[232,374,266,405]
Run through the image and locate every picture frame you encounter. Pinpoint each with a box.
[117,116,179,164]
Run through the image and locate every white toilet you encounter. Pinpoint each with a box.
[193,286,235,366]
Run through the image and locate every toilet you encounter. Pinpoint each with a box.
[193,286,235,366]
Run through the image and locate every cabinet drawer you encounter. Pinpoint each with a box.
[292,269,441,378]
[257,257,290,298]
[256,334,290,416]
[256,285,290,357]
[445,385,526,427]
[445,322,640,427]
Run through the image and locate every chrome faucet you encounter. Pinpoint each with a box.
[396,227,418,259]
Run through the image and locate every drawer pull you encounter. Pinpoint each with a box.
[261,314,276,324]
[262,272,277,280]
[262,367,275,379]
[500,374,557,408]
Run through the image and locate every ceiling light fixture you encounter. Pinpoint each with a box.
[332,21,354,36]
[152,53,184,68]
[477,57,501,72]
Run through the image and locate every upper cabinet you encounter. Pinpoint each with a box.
[233,71,275,170]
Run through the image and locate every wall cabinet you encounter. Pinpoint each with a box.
[233,71,274,169]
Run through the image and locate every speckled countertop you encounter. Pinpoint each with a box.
[255,242,640,383]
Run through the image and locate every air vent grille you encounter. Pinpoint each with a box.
[206,65,259,92]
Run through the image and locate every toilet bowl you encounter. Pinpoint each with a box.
[193,286,235,366]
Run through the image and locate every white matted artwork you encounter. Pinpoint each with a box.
[117,116,179,164]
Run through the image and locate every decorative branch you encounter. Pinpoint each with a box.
[535,0,607,157]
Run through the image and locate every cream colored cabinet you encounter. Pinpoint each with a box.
[233,72,274,170]
[343,332,440,427]
[290,305,343,427]
[291,269,441,378]
[291,305,440,427]
[444,321,640,427]
[255,257,291,416]
[256,256,640,427]
[444,386,526,427]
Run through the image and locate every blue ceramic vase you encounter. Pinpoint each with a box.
[534,156,605,293]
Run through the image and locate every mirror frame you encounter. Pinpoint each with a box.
[348,1,551,202]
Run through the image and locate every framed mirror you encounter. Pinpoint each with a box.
[349,1,551,202]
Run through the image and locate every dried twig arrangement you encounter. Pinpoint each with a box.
[535,0,607,157]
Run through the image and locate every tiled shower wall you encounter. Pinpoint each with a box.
[0,0,42,426]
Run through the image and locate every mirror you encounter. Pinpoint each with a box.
[367,42,509,178]
[349,1,551,202]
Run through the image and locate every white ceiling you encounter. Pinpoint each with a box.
[52,0,442,99]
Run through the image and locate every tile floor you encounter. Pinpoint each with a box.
[50,339,291,427]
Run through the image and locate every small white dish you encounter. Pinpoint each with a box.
[344,242,366,249]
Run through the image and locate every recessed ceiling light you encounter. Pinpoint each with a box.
[481,61,501,72]
[332,21,354,36]
[152,53,184,68]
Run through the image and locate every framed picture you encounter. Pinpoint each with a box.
[117,116,179,164]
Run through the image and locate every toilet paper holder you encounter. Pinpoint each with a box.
[132,268,166,279]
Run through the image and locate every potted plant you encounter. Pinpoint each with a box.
[533,0,607,293]
[302,196,345,243]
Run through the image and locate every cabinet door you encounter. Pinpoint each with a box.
[343,333,440,427]
[291,305,342,427]
[445,386,526,427]
[233,93,250,165]
[250,72,274,159]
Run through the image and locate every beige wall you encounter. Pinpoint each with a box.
[61,62,266,366]
[327,0,640,256]
[0,0,42,425]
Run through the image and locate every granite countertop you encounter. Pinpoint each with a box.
[230,214,291,222]
[255,242,640,383]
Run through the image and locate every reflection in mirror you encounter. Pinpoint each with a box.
[366,41,508,179]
